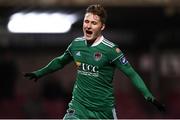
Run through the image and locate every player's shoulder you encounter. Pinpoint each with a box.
[102,38,116,48]
[73,37,85,42]
[102,38,122,53]
[70,37,85,46]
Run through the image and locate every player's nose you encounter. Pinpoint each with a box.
[87,23,92,29]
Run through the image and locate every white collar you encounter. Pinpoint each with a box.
[91,36,104,47]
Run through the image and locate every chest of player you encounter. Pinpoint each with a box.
[71,47,109,67]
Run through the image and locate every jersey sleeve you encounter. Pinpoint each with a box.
[33,43,73,78]
[110,46,155,101]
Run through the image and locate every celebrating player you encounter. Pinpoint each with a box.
[24,4,165,119]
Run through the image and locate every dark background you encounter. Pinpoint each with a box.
[0,0,180,119]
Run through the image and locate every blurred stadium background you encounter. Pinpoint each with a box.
[0,0,180,119]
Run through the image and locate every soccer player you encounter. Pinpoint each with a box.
[24,4,165,119]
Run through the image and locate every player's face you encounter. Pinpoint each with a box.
[83,13,105,41]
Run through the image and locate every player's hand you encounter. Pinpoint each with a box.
[148,99,166,112]
[24,72,39,82]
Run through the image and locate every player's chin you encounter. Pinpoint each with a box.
[84,36,93,41]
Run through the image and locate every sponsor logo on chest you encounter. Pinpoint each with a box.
[75,61,99,77]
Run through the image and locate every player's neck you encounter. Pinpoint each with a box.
[86,39,95,45]
[87,35,102,46]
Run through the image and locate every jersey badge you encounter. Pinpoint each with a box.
[115,48,121,53]
[119,55,128,65]
[94,52,102,61]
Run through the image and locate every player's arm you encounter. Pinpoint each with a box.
[113,53,155,101]
[110,47,165,111]
[24,44,73,82]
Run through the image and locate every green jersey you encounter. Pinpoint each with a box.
[68,36,120,110]
[33,36,154,111]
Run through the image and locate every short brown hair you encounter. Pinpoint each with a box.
[86,4,107,24]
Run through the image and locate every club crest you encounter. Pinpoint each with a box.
[94,52,102,61]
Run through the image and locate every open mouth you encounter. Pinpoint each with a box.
[86,30,93,35]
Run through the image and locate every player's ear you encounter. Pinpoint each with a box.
[101,24,105,31]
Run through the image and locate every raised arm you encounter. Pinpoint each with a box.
[24,44,73,82]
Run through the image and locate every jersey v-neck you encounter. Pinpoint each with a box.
[84,36,104,47]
